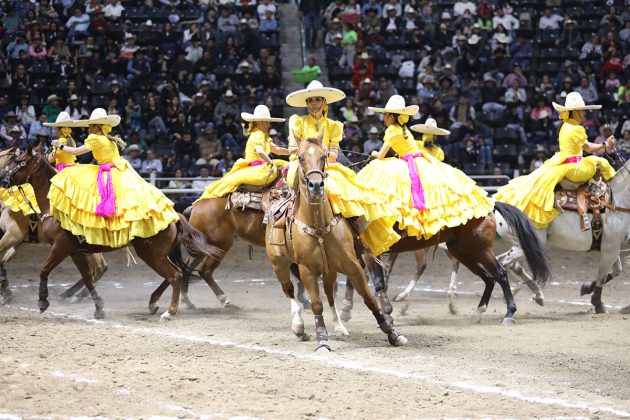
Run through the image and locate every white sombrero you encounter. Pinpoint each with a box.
[285,80,346,107]
[410,118,450,136]
[43,111,81,128]
[74,108,121,127]
[552,92,601,112]
[241,105,285,122]
[368,95,419,116]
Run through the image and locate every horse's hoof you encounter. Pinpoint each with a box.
[149,303,159,315]
[393,334,408,347]
[470,312,482,324]
[580,283,594,296]
[160,312,172,322]
[339,310,352,323]
[502,317,515,325]
[183,302,196,310]
[38,299,49,313]
[94,309,105,320]
[69,295,83,304]
[315,343,331,353]
[296,332,310,341]
[594,304,608,314]
[334,324,349,336]
[387,330,407,347]
[218,294,231,308]
[291,322,305,337]
[533,295,545,306]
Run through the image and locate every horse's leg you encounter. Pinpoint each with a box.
[591,246,622,314]
[65,253,108,302]
[510,261,545,306]
[340,276,354,322]
[446,250,461,315]
[270,256,306,340]
[198,257,230,307]
[297,265,330,352]
[393,250,426,302]
[136,244,182,321]
[289,263,310,310]
[69,254,105,319]
[346,258,407,346]
[38,245,70,313]
[179,272,196,309]
[0,260,10,305]
[323,272,349,336]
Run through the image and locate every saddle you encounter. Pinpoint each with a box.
[224,172,282,213]
[555,167,610,235]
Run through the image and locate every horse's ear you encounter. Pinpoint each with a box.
[26,144,33,156]
[316,132,324,145]
[34,138,45,153]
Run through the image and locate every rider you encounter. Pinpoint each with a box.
[285,80,400,256]
[49,108,179,248]
[359,95,494,240]
[494,92,616,230]
[410,118,447,162]
[45,111,80,172]
[0,113,78,216]
[197,105,289,200]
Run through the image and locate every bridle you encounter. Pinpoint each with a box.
[0,150,44,189]
[297,149,328,205]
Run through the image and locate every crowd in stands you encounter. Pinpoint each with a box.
[0,0,286,204]
[310,0,630,177]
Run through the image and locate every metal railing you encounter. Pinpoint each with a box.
[146,173,512,195]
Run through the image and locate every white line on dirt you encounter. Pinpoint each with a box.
[8,305,630,418]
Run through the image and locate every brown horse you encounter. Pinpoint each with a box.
[0,148,107,305]
[265,135,407,351]
[0,145,222,320]
[341,200,550,324]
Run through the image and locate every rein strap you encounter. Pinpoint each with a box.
[290,215,340,275]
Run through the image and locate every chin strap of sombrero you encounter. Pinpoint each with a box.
[559,111,570,122]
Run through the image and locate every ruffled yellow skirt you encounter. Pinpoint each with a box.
[0,183,40,215]
[287,160,400,256]
[358,155,494,240]
[494,155,615,229]
[48,161,179,248]
[197,158,288,201]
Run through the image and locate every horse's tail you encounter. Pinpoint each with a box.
[171,214,223,273]
[494,202,550,287]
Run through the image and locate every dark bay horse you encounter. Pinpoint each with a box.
[265,135,407,351]
[0,146,222,320]
[342,201,550,325]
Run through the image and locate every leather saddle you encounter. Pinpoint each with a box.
[554,167,610,231]
[224,171,283,213]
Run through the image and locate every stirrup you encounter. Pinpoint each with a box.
[580,213,591,231]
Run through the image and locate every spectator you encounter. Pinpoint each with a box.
[492,7,519,32]
[258,0,277,19]
[260,10,278,32]
[504,80,527,120]
[192,167,213,190]
[580,34,603,60]
[363,126,383,155]
[6,126,29,150]
[214,90,240,123]
[29,113,50,141]
[538,8,563,33]
[15,96,36,126]
[1,112,26,144]
[124,145,143,171]
[197,127,224,166]
[575,77,599,104]
[104,0,124,20]
[64,95,88,120]
[7,34,29,59]
[66,7,91,41]
[218,149,236,175]
[168,169,192,189]
[141,150,164,176]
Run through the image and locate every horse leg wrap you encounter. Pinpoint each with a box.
[376,291,393,314]
[314,315,330,350]
[379,320,404,346]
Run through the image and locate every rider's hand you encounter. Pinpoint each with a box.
[370,150,379,158]
[51,140,61,148]
[268,163,276,174]
[606,135,616,149]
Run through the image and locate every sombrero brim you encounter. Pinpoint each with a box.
[410,124,450,136]
[43,120,81,128]
[241,112,285,122]
[286,87,346,107]
[73,115,122,127]
[552,102,602,112]
[368,105,419,116]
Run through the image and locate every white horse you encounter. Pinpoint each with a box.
[394,159,630,314]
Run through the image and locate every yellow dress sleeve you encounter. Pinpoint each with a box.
[244,130,270,161]
[83,134,99,151]
[288,115,304,148]
[327,120,343,148]
[559,122,588,156]
[383,126,401,147]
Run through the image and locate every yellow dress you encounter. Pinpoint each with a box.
[0,183,40,215]
[358,125,494,240]
[196,128,286,201]
[494,118,615,229]
[416,135,445,161]
[47,133,179,247]
[287,114,400,256]
[53,136,77,168]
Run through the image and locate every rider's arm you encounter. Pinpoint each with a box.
[51,141,89,156]
[254,146,274,165]
[270,144,290,155]
[583,136,616,154]
[371,143,391,159]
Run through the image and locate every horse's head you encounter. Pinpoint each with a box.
[0,144,45,188]
[295,132,327,202]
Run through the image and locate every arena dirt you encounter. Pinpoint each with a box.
[1,241,629,419]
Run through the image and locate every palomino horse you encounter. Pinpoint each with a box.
[0,145,222,320]
[0,148,107,305]
[265,135,407,351]
[375,206,547,315]
[341,201,550,325]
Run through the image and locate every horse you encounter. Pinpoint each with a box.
[0,148,107,305]
[0,145,222,320]
[265,135,407,351]
[340,200,550,325]
[380,206,547,315]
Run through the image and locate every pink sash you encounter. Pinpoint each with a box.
[55,163,74,172]
[401,153,425,211]
[249,160,266,166]
[563,155,582,164]
[95,164,116,218]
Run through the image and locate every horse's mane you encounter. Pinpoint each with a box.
[297,135,324,153]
